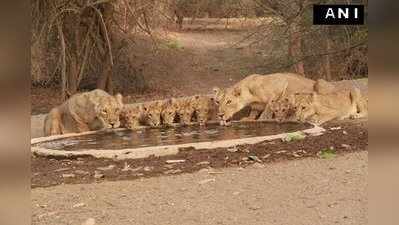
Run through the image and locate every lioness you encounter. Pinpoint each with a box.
[213,73,315,124]
[43,89,123,136]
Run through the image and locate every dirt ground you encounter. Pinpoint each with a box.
[32,151,367,225]
[32,120,367,188]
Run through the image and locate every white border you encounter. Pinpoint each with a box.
[31,124,325,160]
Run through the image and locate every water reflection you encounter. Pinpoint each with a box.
[36,122,311,151]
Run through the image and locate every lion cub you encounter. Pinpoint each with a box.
[121,100,165,128]
[259,79,367,125]
[192,95,218,125]
[160,98,180,126]
[258,98,297,122]
[142,100,164,127]
[175,97,196,125]
[120,103,147,129]
[165,95,218,126]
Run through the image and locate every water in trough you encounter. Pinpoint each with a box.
[34,121,311,151]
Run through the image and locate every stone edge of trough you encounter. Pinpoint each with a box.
[30,125,326,160]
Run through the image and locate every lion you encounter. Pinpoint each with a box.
[174,96,196,125]
[120,103,147,129]
[160,98,180,126]
[213,73,315,124]
[142,100,164,127]
[43,89,123,136]
[258,78,368,125]
[191,95,218,125]
[259,79,368,125]
[258,98,297,122]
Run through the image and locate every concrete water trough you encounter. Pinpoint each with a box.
[31,121,325,160]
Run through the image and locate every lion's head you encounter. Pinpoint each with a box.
[177,97,195,125]
[161,98,179,125]
[193,95,215,125]
[213,86,245,123]
[120,104,144,129]
[93,92,124,129]
[143,100,163,127]
[291,93,315,122]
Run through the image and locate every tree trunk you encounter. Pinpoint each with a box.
[96,2,114,94]
[324,27,332,80]
[288,22,305,75]
[66,57,79,99]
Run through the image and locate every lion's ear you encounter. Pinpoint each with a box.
[233,87,241,97]
[115,93,123,106]
[212,87,220,96]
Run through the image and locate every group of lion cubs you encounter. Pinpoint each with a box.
[120,95,217,129]
[43,73,368,136]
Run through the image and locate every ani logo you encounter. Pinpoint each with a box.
[313,5,365,25]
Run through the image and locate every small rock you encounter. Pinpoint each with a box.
[208,171,224,175]
[75,170,90,175]
[36,204,47,208]
[241,157,249,161]
[143,166,153,172]
[343,130,348,135]
[248,155,262,163]
[330,126,341,130]
[275,150,287,154]
[163,164,174,169]
[249,205,262,210]
[62,173,76,178]
[292,153,301,158]
[164,169,182,174]
[232,191,240,196]
[94,171,104,179]
[227,147,238,152]
[196,161,210,166]
[166,159,186,164]
[37,211,57,220]
[81,218,95,225]
[341,144,351,150]
[262,154,271,159]
[198,178,215,185]
[97,165,116,171]
[72,203,86,208]
[55,168,70,172]
[293,150,307,158]
[252,162,265,168]
[198,168,211,173]
[75,161,85,165]
[241,148,250,153]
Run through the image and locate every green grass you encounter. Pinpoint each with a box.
[282,131,306,142]
[319,147,336,159]
[165,39,182,50]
